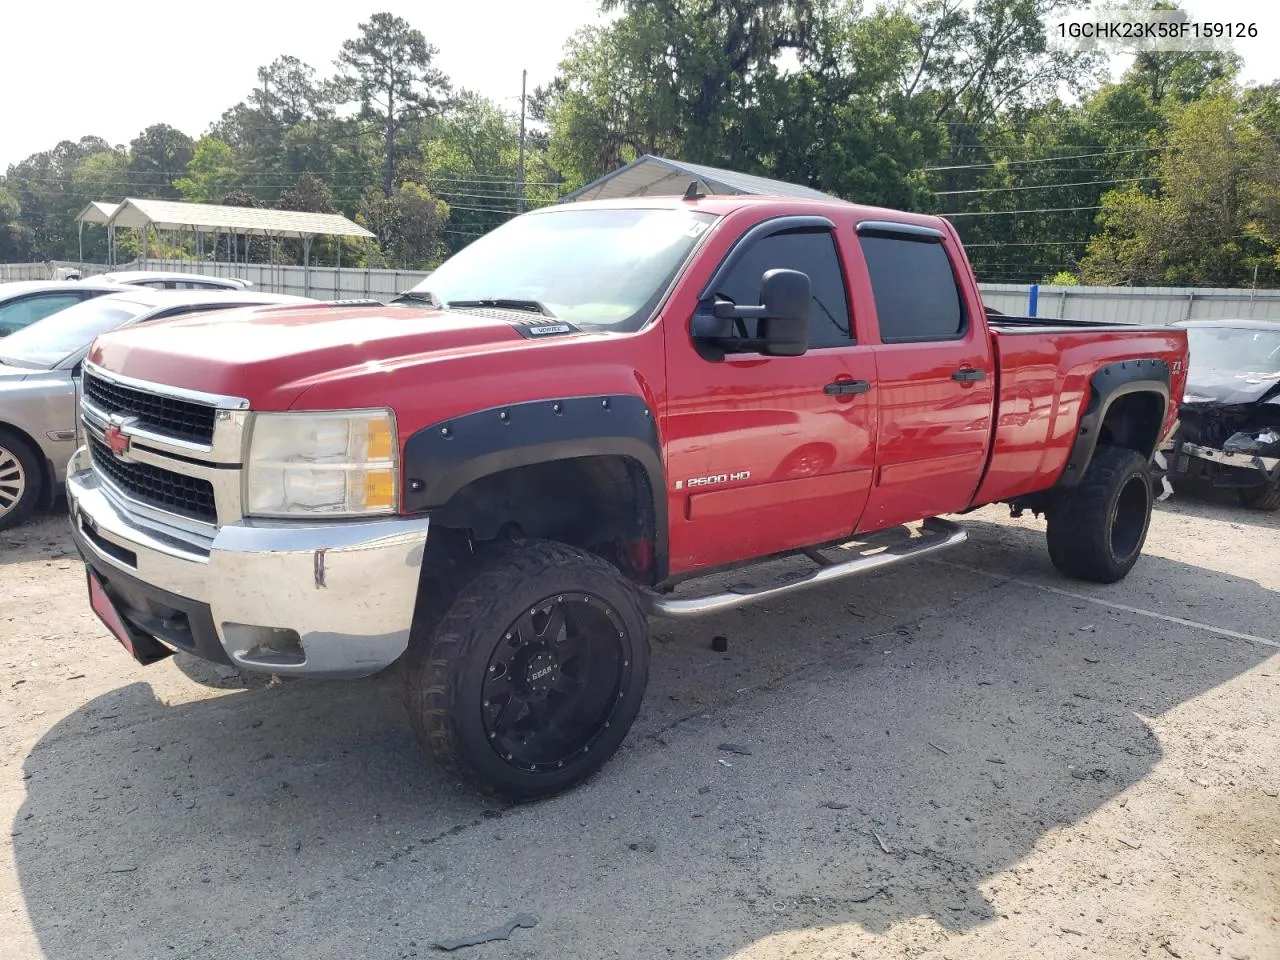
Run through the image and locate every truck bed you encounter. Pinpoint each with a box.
[988,315,1172,334]
[971,319,1188,508]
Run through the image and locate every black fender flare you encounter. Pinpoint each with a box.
[1056,358,1170,490]
[401,394,668,580]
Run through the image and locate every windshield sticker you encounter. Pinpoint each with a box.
[685,221,709,238]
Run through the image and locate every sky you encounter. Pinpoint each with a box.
[2,0,1277,171]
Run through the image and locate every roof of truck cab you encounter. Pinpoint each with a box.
[532,193,955,230]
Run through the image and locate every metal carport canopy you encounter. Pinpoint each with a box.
[559,155,840,203]
[103,198,375,239]
[74,201,120,225]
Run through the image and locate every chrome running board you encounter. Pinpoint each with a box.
[648,517,967,619]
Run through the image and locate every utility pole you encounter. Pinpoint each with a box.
[517,69,527,214]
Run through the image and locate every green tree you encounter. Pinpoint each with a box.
[749,4,944,208]
[128,124,195,198]
[1081,95,1279,286]
[173,136,238,203]
[543,19,682,188]
[0,184,31,261]
[4,137,115,259]
[421,90,558,252]
[277,171,340,264]
[335,12,452,197]
[356,182,449,268]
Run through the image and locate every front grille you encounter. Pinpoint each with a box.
[89,435,217,523]
[83,371,217,444]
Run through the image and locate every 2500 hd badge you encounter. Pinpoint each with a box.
[676,470,751,490]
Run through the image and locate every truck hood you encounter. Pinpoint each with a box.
[87,303,590,408]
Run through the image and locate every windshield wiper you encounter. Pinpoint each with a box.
[446,298,555,317]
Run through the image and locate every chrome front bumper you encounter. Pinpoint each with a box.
[67,447,432,679]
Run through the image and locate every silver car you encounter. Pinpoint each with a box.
[96,270,254,291]
[0,279,134,337]
[0,288,312,529]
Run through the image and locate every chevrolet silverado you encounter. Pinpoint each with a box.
[66,193,1189,800]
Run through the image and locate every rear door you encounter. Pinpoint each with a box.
[850,221,996,531]
[664,216,879,572]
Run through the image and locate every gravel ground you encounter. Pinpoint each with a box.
[1,495,1278,960]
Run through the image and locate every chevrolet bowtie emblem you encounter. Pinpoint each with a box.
[104,423,131,457]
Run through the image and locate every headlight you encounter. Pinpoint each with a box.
[1181,393,1214,404]
[245,410,398,518]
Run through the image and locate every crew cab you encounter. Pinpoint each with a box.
[65,194,1188,801]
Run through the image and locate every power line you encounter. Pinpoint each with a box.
[925,146,1171,172]
[962,239,1092,247]
[945,205,1105,217]
[936,175,1155,196]
[6,173,569,190]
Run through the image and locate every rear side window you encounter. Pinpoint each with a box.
[0,292,84,336]
[858,235,965,342]
[713,229,853,348]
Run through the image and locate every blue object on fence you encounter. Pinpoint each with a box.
[1028,284,1039,317]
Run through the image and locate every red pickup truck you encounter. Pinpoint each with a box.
[67,193,1188,800]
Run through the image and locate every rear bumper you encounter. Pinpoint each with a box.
[67,446,431,679]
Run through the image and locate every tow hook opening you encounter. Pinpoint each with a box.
[223,623,306,666]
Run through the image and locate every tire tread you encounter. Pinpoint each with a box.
[1046,445,1152,584]
[399,539,648,801]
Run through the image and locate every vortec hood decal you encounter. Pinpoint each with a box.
[508,316,584,340]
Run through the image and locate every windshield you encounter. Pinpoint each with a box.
[404,207,718,332]
[0,297,151,369]
[1187,326,1280,378]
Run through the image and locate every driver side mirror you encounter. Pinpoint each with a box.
[691,268,812,358]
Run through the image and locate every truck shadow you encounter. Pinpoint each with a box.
[11,515,1278,957]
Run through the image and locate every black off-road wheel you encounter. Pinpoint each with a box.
[1238,481,1280,512]
[1046,445,1153,584]
[400,539,650,802]
[0,428,42,532]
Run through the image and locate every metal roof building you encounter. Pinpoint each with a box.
[559,155,841,203]
[74,197,375,268]
[101,198,373,240]
[75,201,120,225]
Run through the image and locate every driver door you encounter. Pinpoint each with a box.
[664,220,878,574]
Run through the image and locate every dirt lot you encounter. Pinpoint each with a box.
[1,496,1278,960]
